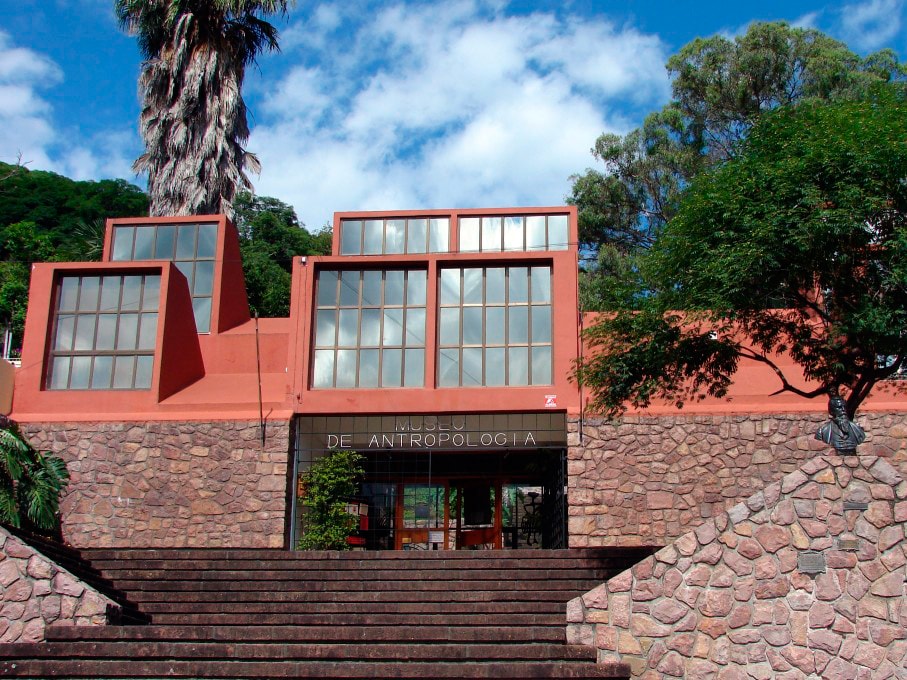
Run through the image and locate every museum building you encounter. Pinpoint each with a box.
[9,208,907,552]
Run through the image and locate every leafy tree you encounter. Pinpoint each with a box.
[576,87,907,419]
[115,0,294,217]
[0,418,70,531]
[297,449,364,551]
[571,22,904,307]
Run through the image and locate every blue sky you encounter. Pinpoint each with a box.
[1,0,905,229]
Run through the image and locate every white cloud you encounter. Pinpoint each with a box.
[250,1,670,229]
[838,0,905,51]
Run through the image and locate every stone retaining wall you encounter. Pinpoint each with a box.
[568,413,907,548]
[21,420,291,549]
[0,527,116,642]
[567,456,907,679]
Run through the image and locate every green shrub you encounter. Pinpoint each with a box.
[296,449,364,551]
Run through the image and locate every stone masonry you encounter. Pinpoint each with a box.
[21,420,291,549]
[0,526,116,643]
[569,413,907,547]
[567,456,907,679]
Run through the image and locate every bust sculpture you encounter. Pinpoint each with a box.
[815,394,865,454]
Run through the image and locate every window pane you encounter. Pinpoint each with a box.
[100,276,120,312]
[504,216,524,251]
[462,307,482,345]
[531,267,551,303]
[121,276,142,310]
[116,313,139,350]
[317,271,338,307]
[438,348,459,387]
[194,260,214,296]
[508,347,529,385]
[49,357,70,389]
[486,268,505,304]
[111,227,133,260]
[196,224,217,258]
[59,278,79,311]
[78,277,100,311]
[313,350,335,388]
[459,218,479,252]
[74,315,97,350]
[155,225,176,258]
[113,355,134,388]
[384,271,405,306]
[336,349,357,387]
[532,346,552,385]
[91,355,113,389]
[531,305,551,343]
[406,271,426,305]
[133,228,154,260]
[509,268,528,303]
[143,276,161,310]
[429,218,449,253]
[363,220,383,254]
[193,297,212,333]
[405,308,425,345]
[138,313,158,350]
[360,308,381,346]
[176,225,197,259]
[361,271,382,306]
[509,306,528,343]
[463,268,482,304]
[135,355,154,389]
[339,271,360,306]
[54,315,75,350]
[407,219,427,253]
[341,221,362,254]
[481,217,502,251]
[485,347,506,386]
[439,308,460,345]
[485,307,505,344]
[548,215,569,249]
[385,220,404,254]
[175,261,194,289]
[440,269,460,305]
[95,314,117,350]
[383,308,404,345]
[359,349,379,387]
[462,347,482,386]
[404,349,424,387]
[526,216,546,250]
[338,309,359,346]
[70,356,91,389]
[316,310,337,346]
[382,349,402,387]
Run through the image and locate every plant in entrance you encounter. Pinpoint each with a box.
[297,449,364,551]
[0,418,70,532]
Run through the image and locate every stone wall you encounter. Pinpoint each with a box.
[21,420,291,549]
[568,413,907,548]
[0,527,116,642]
[567,456,907,679]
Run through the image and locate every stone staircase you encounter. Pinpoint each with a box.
[0,548,649,679]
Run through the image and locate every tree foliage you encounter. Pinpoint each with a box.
[296,449,364,551]
[116,0,294,217]
[577,87,907,419]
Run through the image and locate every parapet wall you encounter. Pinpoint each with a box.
[568,413,907,548]
[567,455,907,679]
[21,420,291,549]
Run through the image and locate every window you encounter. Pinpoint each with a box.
[110,223,217,332]
[438,266,552,386]
[458,215,569,252]
[313,269,427,388]
[340,218,450,255]
[47,274,160,390]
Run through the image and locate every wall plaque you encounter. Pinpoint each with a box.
[843,500,869,511]
[798,551,826,574]
[836,538,860,551]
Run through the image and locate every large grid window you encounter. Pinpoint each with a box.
[340,218,450,255]
[47,274,160,390]
[438,266,552,387]
[110,223,216,332]
[313,269,427,388]
[458,215,568,253]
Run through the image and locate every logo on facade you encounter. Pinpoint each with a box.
[544,394,557,408]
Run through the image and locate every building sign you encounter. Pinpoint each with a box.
[296,412,567,452]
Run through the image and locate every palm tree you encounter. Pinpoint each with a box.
[115,1,293,217]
